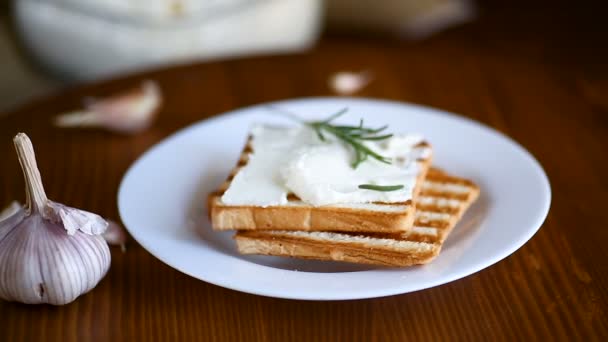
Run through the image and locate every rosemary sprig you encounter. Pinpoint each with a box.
[307,108,393,168]
[358,184,404,192]
[266,106,406,191]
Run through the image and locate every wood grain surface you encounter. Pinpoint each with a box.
[1,2,607,341]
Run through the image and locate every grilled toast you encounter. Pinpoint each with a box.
[208,135,433,233]
[234,168,479,267]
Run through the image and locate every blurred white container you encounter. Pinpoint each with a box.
[326,0,474,39]
[14,0,323,80]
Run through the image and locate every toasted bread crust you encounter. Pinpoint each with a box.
[235,233,439,266]
[210,199,416,232]
[234,168,479,267]
[208,136,432,233]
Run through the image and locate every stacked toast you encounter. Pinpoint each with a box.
[208,124,479,267]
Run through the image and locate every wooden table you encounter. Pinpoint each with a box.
[1,4,607,340]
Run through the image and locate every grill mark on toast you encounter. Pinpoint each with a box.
[424,175,477,186]
[413,219,450,229]
[417,196,462,208]
[421,182,472,194]
[419,190,470,201]
[416,211,452,222]
[415,204,460,214]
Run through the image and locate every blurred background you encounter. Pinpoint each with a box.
[0,0,605,113]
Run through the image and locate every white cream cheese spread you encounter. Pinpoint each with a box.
[221,124,429,207]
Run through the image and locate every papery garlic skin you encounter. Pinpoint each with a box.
[4,202,126,249]
[54,80,162,134]
[45,201,108,235]
[0,133,111,305]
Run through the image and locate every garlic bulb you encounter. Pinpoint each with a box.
[54,80,162,134]
[329,71,373,95]
[0,133,111,305]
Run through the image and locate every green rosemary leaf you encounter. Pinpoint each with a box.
[366,125,388,134]
[333,125,364,132]
[275,107,396,169]
[358,184,404,191]
[344,135,387,159]
[353,148,362,168]
[312,126,326,141]
[326,123,392,166]
[321,108,349,124]
[333,125,387,135]
[358,133,394,141]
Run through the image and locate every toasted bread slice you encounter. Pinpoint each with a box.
[234,168,479,267]
[208,137,432,233]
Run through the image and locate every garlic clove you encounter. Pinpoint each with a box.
[45,201,108,236]
[103,220,127,252]
[0,205,26,242]
[54,80,162,134]
[36,226,110,305]
[0,217,47,304]
[329,71,373,95]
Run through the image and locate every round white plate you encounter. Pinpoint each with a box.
[118,98,551,300]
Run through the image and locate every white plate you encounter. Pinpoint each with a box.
[118,97,551,300]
